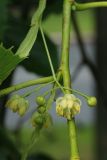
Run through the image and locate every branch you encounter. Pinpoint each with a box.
[60,0,80,159]
[72,1,107,11]
[0,76,53,97]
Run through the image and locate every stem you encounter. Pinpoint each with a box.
[22,80,55,97]
[61,0,80,159]
[42,86,58,97]
[40,26,65,94]
[68,120,80,160]
[47,71,62,109]
[72,1,107,11]
[40,26,56,81]
[0,76,53,97]
[61,0,71,89]
[62,87,89,99]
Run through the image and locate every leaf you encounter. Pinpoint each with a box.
[0,45,22,85]
[16,0,46,58]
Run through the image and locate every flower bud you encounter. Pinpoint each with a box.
[36,96,46,105]
[18,107,26,116]
[10,100,19,112]
[31,112,43,127]
[37,105,46,114]
[87,97,97,107]
[6,94,29,115]
[17,99,29,116]
[6,94,20,112]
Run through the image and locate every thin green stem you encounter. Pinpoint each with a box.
[42,86,59,97]
[22,80,55,97]
[40,27,56,81]
[47,71,62,109]
[62,87,89,99]
[40,26,65,94]
[0,76,53,97]
[61,0,80,159]
[72,1,107,11]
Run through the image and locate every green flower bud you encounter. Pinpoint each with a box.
[37,105,46,114]
[6,94,29,115]
[36,96,46,105]
[18,106,27,116]
[87,97,97,107]
[17,99,29,116]
[6,95,20,112]
[10,100,19,112]
[31,112,43,127]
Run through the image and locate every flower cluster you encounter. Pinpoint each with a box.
[6,94,29,116]
[56,94,81,120]
[31,96,52,128]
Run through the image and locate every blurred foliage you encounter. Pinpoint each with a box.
[0,0,8,38]
[1,0,62,77]
[0,127,20,160]
[18,124,95,160]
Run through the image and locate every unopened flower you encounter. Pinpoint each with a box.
[17,98,29,116]
[36,96,46,105]
[37,105,46,114]
[6,95,20,112]
[31,112,44,128]
[6,94,29,116]
[87,96,97,107]
[56,94,81,120]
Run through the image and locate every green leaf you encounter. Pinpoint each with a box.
[16,0,46,58]
[0,45,22,85]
